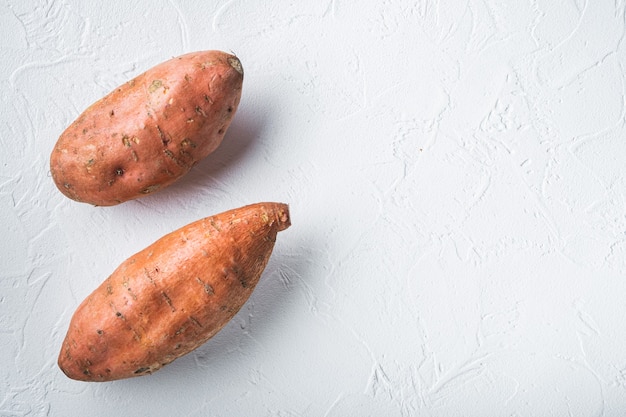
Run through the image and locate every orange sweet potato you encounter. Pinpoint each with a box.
[50,50,243,206]
[58,202,290,381]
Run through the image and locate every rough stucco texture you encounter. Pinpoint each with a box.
[2,0,626,415]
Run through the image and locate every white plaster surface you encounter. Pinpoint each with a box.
[2,0,626,415]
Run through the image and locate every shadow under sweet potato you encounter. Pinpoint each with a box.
[128,107,265,208]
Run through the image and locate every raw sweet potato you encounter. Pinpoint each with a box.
[58,202,290,381]
[50,50,243,206]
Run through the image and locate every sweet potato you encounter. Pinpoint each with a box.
[50,50,243,206]
[58,202,290,381]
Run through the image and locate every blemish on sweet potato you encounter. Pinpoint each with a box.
[156,125,169,146]
[180,138,196,148]
[195,105,207,117]
[140,184,160,194]
[161,291,175,312]
[149,80,163,93]
[196,277,215,295]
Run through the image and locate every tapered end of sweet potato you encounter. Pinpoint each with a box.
[272,203,290,231]
[227,55,244,76]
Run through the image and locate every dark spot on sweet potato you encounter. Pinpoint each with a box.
[163,148,175,160]
[233,266,248,288]
[195,105,207,117]
[163,148,188,168]
[156,125,169,146]
[180,138,196,148]
[196,277,214,295]
[161,291,175,312]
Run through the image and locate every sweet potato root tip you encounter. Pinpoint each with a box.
[227,56,243,76]
[275,204,291,231]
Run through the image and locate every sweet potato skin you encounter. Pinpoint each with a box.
[58,202,290,381]
[50,50,244,206]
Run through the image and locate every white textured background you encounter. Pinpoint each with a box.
[2,0,626,415]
